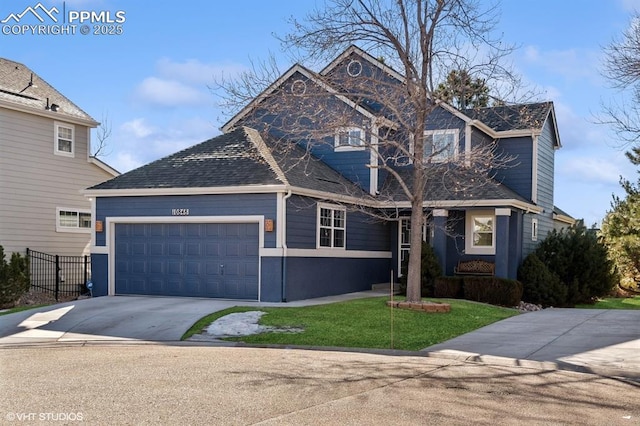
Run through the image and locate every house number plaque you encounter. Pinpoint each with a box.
[171,208,190,216]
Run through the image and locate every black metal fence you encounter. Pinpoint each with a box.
[26,248,90,301]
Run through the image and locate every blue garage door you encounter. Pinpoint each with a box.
[115,222,259,299]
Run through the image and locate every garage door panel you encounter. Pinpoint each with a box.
[149,243,164,256]
[115,222,259,299]
[167,242,182,256]
[167,261,182,275]
[185,261,200,275]
[186,242,201,256]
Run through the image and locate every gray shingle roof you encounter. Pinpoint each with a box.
[89,127,370,199]
[0,58,96,123]
[89,128,284,190]
[379,164,531,204]
[463,102,553,132]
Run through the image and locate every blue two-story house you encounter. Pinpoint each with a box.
[85,46,574,302]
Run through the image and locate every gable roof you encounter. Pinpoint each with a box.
[221,63,377,133]
[0,58,97,126]
[470,102,561,147]
[320,44,406,83]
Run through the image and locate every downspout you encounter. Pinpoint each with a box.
[281,189,292,302]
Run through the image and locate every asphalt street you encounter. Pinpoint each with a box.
[1,294,639,424]
[1,344,638,425]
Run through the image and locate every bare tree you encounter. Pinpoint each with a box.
[218,0,521,302]
[601,12,640,150]
[92,111,112,157]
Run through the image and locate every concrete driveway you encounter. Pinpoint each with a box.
[0,296,247,344]
[0,292,378,345]
[1,295,639,380]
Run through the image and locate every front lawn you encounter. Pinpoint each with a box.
[575,296,640,310]
[183,297,518,351]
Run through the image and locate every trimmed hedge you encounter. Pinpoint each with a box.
[434,276,464,298]
[518,223,617,307]
[518,253,566,307]
[462,276,523,307]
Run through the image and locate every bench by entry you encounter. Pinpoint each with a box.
[454,259,495,276]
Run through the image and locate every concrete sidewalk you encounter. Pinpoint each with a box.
[423,308,640,379]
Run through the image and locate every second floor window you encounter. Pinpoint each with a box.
[335,127,364,151]
[424,129,458,163]
[55,122,75,157]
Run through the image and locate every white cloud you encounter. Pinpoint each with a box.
[621,0,640,12]
[130,58,248,108]
[133,77,210,107]
[120,118,155,138]
[559,156,626,185]
[107,116,219,173]
[112,152,143,174]
[156,58,247,85]
[521,46,603,85]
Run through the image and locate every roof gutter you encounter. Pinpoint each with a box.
[0,99,99,127]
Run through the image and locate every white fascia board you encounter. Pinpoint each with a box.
[380,198,542,213]
[288,186,378,208]
[548,106,562,148]
[436,100,473,124]
[83,185,288,198]
[89,157,120,176]
[320,45,406,83]
[0,100,98,127]
[553,213,576,225]
[221,64,376,133]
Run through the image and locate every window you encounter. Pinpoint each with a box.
[465,211,495,255]
[55,122,74,157]
[335,127,365,151]
[317,204,346,249]
[347,60,362,77]
[398,217,431,275]
[532,218,538,241]
[424,129,458,163]
[57,208,91,233]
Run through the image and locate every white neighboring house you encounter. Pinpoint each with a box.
[0,58,118,257]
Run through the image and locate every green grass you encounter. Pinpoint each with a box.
[575,296,640,310]
[183,297,518,351]
[0,304,49,316]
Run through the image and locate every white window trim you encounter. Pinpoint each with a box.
[423,129,459,163]
[465,210,495,255]
[334,127,366,152]
[56,207,91,233]
[532,218,538,242]
[316,203,346,249]
[397,216,431,276]
[54,121,75,157]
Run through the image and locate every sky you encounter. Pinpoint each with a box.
[2,0,639,226]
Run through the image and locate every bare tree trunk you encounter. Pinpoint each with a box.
[406,198,424,302]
